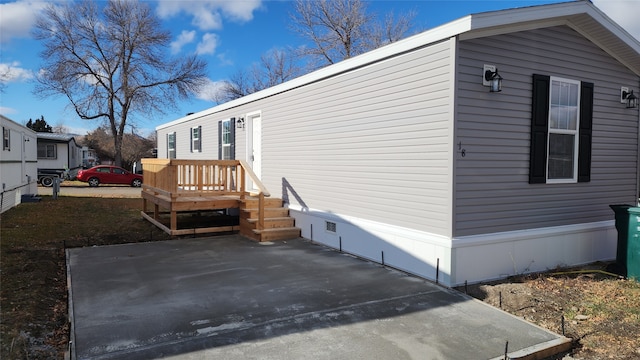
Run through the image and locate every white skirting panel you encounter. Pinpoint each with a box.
[288,206,454,286]
[290,205,618,288]
[451,221,617,286]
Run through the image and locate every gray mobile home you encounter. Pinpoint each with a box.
[155,1,640,286]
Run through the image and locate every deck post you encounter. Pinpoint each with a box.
[258,192,265,230]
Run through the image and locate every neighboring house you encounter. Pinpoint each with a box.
[81,146,98,169]
[155,1,640,286]
[37,133,83,182]
[0,115,38,213]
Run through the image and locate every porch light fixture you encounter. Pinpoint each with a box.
[621,88,638,109]
[483,64,502,92]
[236,117,245,129]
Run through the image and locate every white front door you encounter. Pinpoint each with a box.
[248,112,262,191]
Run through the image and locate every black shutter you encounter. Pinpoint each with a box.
[217,121,222,159]
[197,126,202,152]
[190,128,193,152]
[578,81,593,183]
[529,74,551,184]
[230,117,236,160]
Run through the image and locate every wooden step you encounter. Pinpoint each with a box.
[240,197,283,209]
[240,217,295,229]
[244,227,300,242]
[240,207,290,218]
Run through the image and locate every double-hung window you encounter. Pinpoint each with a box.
[2,127,9,151]
[167,132,176,159]
[548,78,580,182]
[218,118,235,160]
[191,126,202,153]
[530,75,593,184]
[37,144,56,159]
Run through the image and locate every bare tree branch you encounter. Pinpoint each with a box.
[33,0,207,166]
[290,0,416,68]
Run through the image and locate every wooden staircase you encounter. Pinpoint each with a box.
[239,197,301,242]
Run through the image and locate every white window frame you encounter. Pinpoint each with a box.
[191,126,201,153]
[37,143,57,159]
[547,76,581,184]
[167,132,176,159]
[221,120,231,160]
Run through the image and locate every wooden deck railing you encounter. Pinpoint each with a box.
[141,159,271,229]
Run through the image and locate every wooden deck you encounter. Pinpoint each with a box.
[141,159,300,240]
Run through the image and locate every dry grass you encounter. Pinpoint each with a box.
[0,196,171,359]
[463,269,640,359]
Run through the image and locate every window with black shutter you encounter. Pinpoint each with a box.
[529,75,593,184]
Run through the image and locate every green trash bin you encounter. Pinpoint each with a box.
[610,204,632,276]
[625,207,640,280]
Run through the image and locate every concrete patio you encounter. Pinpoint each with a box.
[66,235,570,359]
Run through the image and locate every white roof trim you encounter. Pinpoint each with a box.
[158,0,640,130]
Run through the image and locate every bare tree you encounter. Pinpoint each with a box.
[33,0,207,166]
[216,48,302,103]
[290,0,415,67]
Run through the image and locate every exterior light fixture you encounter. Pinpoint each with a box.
[236,117,245,129]
[483,64,503,92]
[621,88,638,109]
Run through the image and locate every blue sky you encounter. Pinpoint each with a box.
[1,0,638,136]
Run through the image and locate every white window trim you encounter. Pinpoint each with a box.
[38,143,57,159]
[191,126,201,153]
[546,76,581,184]
[221,119,231,160]
[167,132,176,159]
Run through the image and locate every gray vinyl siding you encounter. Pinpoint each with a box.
[158,39,455,237]
[454,25,639,237]
[260,39,454,236]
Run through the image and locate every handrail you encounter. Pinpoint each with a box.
[238,160,270,230]
[238,160,270,197]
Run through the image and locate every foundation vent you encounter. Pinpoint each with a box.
[325,221,337,233]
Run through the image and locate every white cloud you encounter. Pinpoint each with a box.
[0,1,48,44]
[171,30,196,54]
[592,0,640,41]
[195,78,225,101]
[196,33,219,55]
[0,106,18,115]
[0,61,34,83]
[156,0,262,31]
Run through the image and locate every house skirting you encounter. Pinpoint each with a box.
[289,206,617,287]
[451,221,616,285]
[1,181,38,214]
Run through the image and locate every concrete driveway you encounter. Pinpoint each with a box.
[67,236,570,360]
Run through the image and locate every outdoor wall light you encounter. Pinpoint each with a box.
[483,64,503,92]
[236,117,245,129]
[621,87,638,109]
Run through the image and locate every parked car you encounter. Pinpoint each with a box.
[76,165,143,187]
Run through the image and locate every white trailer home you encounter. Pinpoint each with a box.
[154,1,640,286]
[0,115,38,213]
[36,132,83,185]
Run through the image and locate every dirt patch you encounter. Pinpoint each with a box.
[459,267,640,359]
